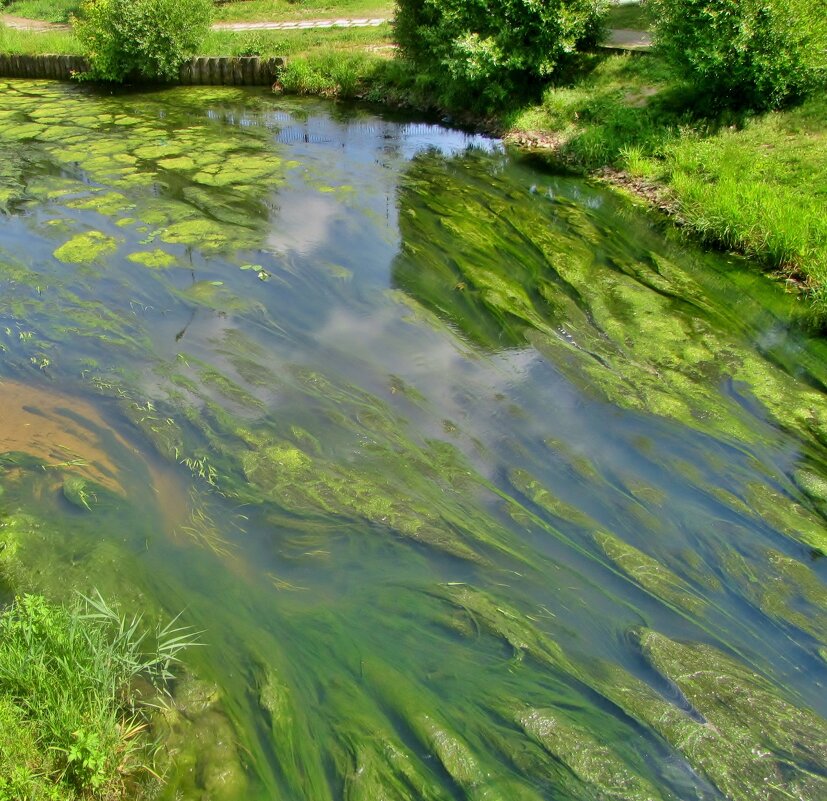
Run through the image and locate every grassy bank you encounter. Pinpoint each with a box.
[505,53,827,320]
[0,593,189,800]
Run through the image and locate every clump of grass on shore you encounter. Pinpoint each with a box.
[0,593,194,800]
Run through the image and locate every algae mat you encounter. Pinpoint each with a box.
[1,78,826,801]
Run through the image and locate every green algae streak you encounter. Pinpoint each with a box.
[1,79,826,801]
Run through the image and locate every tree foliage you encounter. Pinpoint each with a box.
[648,0,827,109]
[394,0,608,109]
[73,0,212,82]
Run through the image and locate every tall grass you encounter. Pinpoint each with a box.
[0,593,195,799]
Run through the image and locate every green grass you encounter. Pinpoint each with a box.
[0,593,194,800]
[1,0,79,23]
[508,53,827,322]
[605,2,649,30]
[0,0,392,25]
[202,22,392,57]
[0,21,82,53]
[213,0,392,23]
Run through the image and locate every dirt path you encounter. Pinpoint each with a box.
[605,28,652,50]
[1,13,69,31]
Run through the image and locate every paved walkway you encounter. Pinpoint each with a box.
[1,12,651,51]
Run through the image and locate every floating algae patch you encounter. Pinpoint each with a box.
[0,80,284,258]
[53,230,119,264]
[430,584,571,671]
[722,547,827,645]
[127,249,179,269]
[393,148,827,450]
[744,481,827,554]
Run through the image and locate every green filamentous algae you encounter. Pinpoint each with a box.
[1,78,826,801]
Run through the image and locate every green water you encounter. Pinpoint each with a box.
[1,79,826,801]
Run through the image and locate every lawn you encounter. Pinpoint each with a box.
[213,0,393,23]
[0,0,393,24]
[0,21,82,52]
[0,19,391,57]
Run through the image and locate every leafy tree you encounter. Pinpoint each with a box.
[648,0,827,109]
[73,0,212,82]
[394,0,608,109]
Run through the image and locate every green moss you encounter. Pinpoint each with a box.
[153,676,249,801]
[53,231,118,264]
[127,249,179,269]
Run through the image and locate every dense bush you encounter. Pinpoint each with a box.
[73,0,212,82]
[648,0,827,109]
[394,0,608,109]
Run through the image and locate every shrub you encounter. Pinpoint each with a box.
[394,0,608,110]
[73,0,213,82]
[647,0,827,109]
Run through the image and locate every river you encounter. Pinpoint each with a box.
[0,79,825,800]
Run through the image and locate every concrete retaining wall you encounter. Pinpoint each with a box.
[0,54,285,85]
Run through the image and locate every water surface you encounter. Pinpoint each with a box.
[1,79,826,801]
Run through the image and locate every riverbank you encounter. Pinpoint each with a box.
[503,54,827,324]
